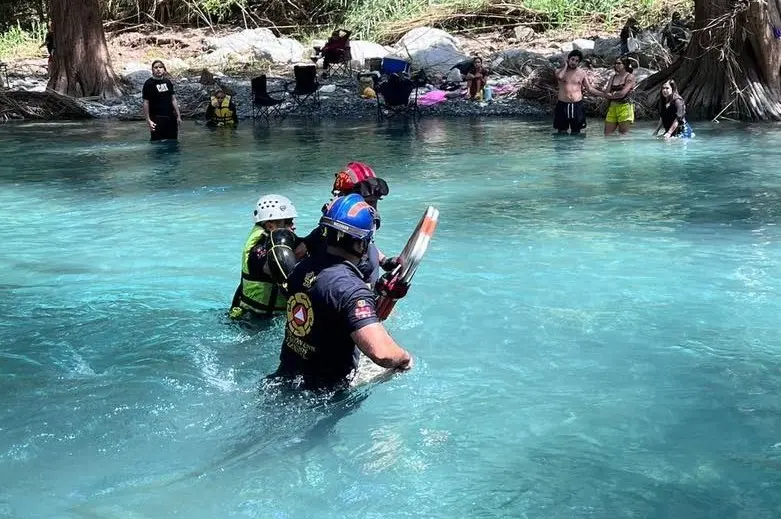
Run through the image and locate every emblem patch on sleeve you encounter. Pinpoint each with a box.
[354,299,373,320]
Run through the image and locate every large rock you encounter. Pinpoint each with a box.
[201,28,304,66]
[572,39,595,51]
[124,69,151,89]
[513,26,535,42]
[593,37,622,61]
[394,27,469,75]
[490,48,549,75]
[349,40,391,65]
[592,31,667,68]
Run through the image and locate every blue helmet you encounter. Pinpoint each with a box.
[319,193,375,241]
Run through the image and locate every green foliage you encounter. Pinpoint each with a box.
[522,0,692,29]
[0,21,46,60]
[0,0,692,44]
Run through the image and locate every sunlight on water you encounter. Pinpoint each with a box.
[2,119,781,518]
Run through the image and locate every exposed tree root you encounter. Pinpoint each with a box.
[0,90,93,121]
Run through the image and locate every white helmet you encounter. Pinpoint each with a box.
[253,194,297,224]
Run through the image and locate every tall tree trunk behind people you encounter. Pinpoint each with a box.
[47,0,122,98]
[640,0,781,121]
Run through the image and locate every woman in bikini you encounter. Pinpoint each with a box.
[603,56,637,136]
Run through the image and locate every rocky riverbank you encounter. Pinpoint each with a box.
[1,25,681,121]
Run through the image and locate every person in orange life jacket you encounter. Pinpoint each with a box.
[142,60,182,141]
[273,193,412,390]
[295,161,400,286]
[205,88,238,128]
[229,195,299,319]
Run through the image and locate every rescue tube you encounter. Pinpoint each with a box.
[376,206,439,320]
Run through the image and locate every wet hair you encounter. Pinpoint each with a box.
[660,79,679,97]
[658,79,684,110]
[151,59,166,70]
[615,56,637,73]
[568,49,584,61]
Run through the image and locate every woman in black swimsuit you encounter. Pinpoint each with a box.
[653,79,694,139]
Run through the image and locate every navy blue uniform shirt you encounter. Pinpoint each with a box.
[277,253,380,388]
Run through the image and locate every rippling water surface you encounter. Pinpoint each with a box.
[2,119,781,518]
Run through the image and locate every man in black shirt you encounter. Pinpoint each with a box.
[142,60,182,141]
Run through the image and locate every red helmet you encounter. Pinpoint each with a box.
[332,161,376,195]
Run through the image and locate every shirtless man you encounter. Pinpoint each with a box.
[554,50,604,135]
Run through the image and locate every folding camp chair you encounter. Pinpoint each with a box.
[376,73,419,121]
[251,75,286,120]
[319,28,353,79]
[287,65,320,113]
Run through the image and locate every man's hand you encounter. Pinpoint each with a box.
[375,275,409,299]
[147,119,156,131]
[395,353,413,371]
[379,256,400,272]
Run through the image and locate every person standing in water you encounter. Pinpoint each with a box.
[142,60,182,141]
[229,195,299,319]
[295,161,398,287]
[602,56,637,135]
[274,194,412,391]
[653,79,694,139]
[554,50,605,135]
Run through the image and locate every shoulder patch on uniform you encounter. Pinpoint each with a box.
[303,271,317,289]
[354,299,373,320]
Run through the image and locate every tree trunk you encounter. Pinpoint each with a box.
[47,0,121,98]
[640,0,781,121]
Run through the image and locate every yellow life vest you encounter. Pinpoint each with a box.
[239,226,288,315]
[210,95,234,126]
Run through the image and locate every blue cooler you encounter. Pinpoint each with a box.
[381,57,411,76]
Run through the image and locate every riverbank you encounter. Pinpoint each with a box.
[1,23,680,122]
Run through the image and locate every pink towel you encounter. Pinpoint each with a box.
[418,90,449,106]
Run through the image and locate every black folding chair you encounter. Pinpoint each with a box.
[287,65,320,113]
[251,75,286,120]
[376,73,419,121]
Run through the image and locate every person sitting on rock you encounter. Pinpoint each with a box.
[205,88,238,128]
[465,57,490,100]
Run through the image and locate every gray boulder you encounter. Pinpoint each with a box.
[349,40,392,66]
[394,27,469,75]
[593,37,622,61]
[513,26,535,42]
[201,28,305,67]
[490,48,549,75]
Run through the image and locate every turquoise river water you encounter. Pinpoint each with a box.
[2,118,781,518]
